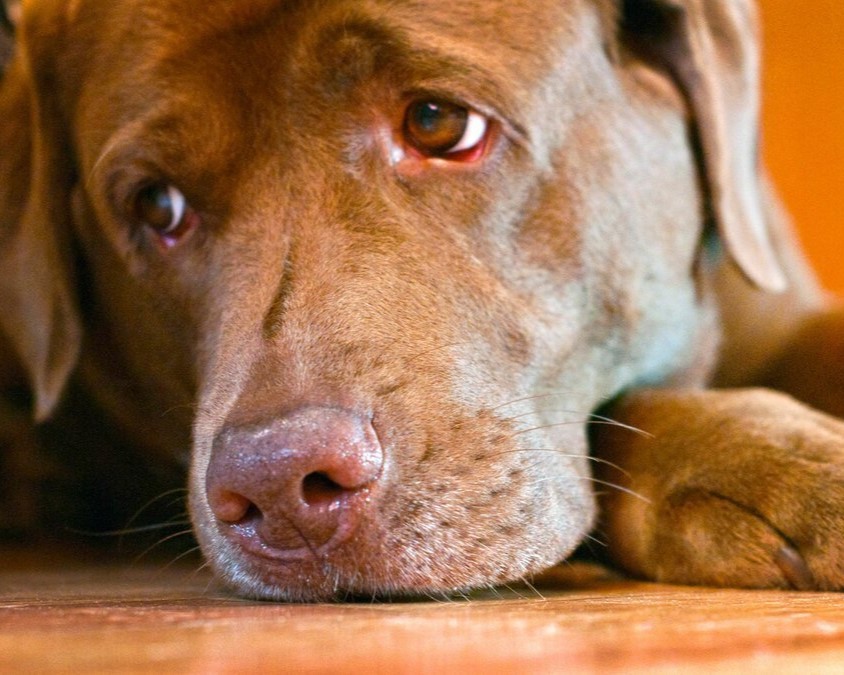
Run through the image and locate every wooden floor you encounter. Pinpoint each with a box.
[3,547,844,673]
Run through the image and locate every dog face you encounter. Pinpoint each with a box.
[0,0,783,599]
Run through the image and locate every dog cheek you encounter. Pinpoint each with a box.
[373,415,596,593]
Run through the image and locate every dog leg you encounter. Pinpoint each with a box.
[592,388,844,590]
[753,308,844,420]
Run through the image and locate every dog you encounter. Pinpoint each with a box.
[2,0,844,601]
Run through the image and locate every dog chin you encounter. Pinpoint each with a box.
[193,492,595,602]
[203,536,584,603]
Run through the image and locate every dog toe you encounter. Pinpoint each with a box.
[593,388,844,590]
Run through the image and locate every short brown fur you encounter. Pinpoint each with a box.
[2,0,844,600]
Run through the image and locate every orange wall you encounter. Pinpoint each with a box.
[759,1,844,294]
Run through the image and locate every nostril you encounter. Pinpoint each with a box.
[207,406,385,553]
[210,489,255,524]
[302,472,347,508]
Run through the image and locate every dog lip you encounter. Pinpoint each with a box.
[227,523,349,562]
[221,491,372,562]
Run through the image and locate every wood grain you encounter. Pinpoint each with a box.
[3,549,844,673]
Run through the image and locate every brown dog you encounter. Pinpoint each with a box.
[2,0,843,600]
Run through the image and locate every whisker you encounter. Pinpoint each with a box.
[500,582,529,600]
[131,528,195,565]
[520,577,547,601]
[517,469,648,503]
[65,520,191,538]
[164,498,190,514]
[160,544,203,572]
[483,448,632,479]
[161,402,199,417]
[498,409,652,438]
[452,588,472,602]
[510,418,652,438]
[419,589,443,603]
[580,477,650,504]
[87,136,124,192]
[484,585,506,600]
[490,391,576,411]
[534,451,632,477]
[498,408,585,423]
[509,420,590,436]
[189,560,212,584]
[588,412,653,438]
[202,566,219,596]
[117,488,189,551]
[122,488,189,530]
[581,532,608,548]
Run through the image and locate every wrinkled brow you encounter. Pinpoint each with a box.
[312,14,529,140]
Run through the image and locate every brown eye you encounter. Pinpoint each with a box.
[403,100,489,158]
[133,183,197,246]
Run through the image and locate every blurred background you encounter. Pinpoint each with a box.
[760,1,844,294]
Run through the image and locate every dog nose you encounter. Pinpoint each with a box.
[206,407,383,555]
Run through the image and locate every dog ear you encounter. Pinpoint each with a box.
[0,0,82,421]
[620,0,787,292]
[0,1,17,75]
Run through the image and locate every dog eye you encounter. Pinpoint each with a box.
[132,183,197,246]
[402,99,490,159]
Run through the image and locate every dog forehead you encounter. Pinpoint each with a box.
[79,0,608,144]
[69,0,616,208]
[143,0,594,40]
[124,0,600,75]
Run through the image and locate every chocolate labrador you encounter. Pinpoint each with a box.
[2,0,844,600]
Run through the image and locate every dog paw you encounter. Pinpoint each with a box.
[592,388,844,590]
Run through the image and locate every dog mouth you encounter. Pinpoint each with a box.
[190,402,596,601]
[225,522,350,562]
[199,496,590,602]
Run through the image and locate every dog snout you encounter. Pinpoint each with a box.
[206,407,384,556]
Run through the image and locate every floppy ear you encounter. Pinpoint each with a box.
[0,0,82,421]
[0,1,17,74]
[621,0,787,292]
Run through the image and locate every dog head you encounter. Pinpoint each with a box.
[0,0,784,599]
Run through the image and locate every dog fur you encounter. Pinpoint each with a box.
[2,0,844,600]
